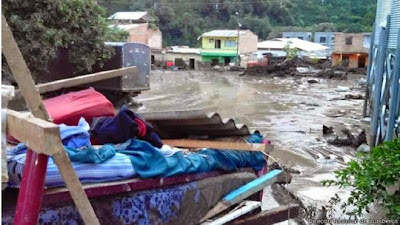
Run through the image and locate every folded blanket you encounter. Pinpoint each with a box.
[90,105,163,148]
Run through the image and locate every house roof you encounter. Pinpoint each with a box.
[258,38,329,52]
[139,110,257,139]
[257,40,288,49]
[201,30,252,38]
[108,12,154,21]
[108,23,146,31]
[167,46,201,54]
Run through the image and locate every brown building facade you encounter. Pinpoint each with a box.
[108,12,162,49]
[331,32,371,68]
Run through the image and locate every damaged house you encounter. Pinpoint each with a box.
[199,30,258,66]
[331,32,371,68]
[108,11,163,50]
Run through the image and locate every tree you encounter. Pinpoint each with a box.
[322,139,400,219]
[2,0,122,83]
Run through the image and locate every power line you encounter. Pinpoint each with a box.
[98,0,291,6]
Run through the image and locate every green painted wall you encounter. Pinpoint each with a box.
[201,56,236,63]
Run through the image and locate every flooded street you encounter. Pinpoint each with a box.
[135,70,368,218]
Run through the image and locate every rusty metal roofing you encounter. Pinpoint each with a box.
[140,110,258,139]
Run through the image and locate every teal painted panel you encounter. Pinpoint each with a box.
[223,169,282,202]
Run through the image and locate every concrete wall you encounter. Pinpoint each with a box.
[282,32,312,41]
[148,29,162,49]
[314,32,334,48]
[127,23,148,44]
[201,31,258,54]
[202,36,238,52]
[333,33,370,54]
[239,32,258,54]
[151,51,201,69]
[127,23,163,49]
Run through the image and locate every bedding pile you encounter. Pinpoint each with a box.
[6,88,266,188]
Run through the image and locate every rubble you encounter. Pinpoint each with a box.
[269,162,301,175]
[242,58,348,79]
[327,128,367,148]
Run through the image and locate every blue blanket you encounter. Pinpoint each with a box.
[64,133,266,179]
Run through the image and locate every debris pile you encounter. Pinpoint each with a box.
[242,58,347,79]
[327,128,367,148]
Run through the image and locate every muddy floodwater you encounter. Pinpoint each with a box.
[135,70,368,221]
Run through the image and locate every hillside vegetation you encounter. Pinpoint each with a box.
[99,0,377,47]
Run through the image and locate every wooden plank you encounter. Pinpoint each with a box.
[35,67,138,94]
[203,201,261,225]
[200,169,282,222]
[6,110,62,156]
[233,204,300,225]
[163,139,274,152]
[2,15,100,225]
[2,16,51,121]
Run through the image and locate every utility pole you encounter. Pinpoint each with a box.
[236,12,241,66]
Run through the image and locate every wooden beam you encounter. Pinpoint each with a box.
[162,139,274,152]
[2,15,100,225]
[35,67,138,94]
[6,110,62,156]
[200,169,282,222]
[233,204,300,225]
[205,201,261,225]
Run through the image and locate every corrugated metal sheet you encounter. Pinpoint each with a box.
[140,110,257,139]
[202,30,250,37]
[374,0,392,45]
[108,12,148,20]
[388,0,400,49]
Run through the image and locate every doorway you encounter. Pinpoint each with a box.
[215,40,221,49]
[341,56,349,67]
[224,57,231,66]
[189,58,195,69]
[358,55,366,68]
[151,55,155,64]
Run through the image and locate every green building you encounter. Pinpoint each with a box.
[199,30,258,66]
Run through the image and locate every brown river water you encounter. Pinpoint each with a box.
[135,70,368,222]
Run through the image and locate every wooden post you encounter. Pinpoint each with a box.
[2,15,100,225]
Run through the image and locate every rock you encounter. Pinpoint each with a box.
[322,125,333,135]
[335,86,350,92]
[269,162,301,174]
[345,93,364,100]
[212,65,221,71]
[307,79,319,84]
[327,129,367,148]
[357,144,371,153]
[361,117,371,124]
[311,206,327,225]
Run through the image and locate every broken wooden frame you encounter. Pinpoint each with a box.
[2,15,137,225]
[163,139,274,152]
[233,204,300,225]
[200,169,283,222]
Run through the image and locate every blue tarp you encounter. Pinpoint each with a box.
[65,133,266,179]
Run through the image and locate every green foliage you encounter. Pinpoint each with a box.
[322,139,400,219]
[311,58,319,64]
[99,0,376,46]
[105,26,130,42]
[283,44,298,60]
[2,0,123,83]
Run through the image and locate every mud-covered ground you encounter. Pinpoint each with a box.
[134,70,368,223]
